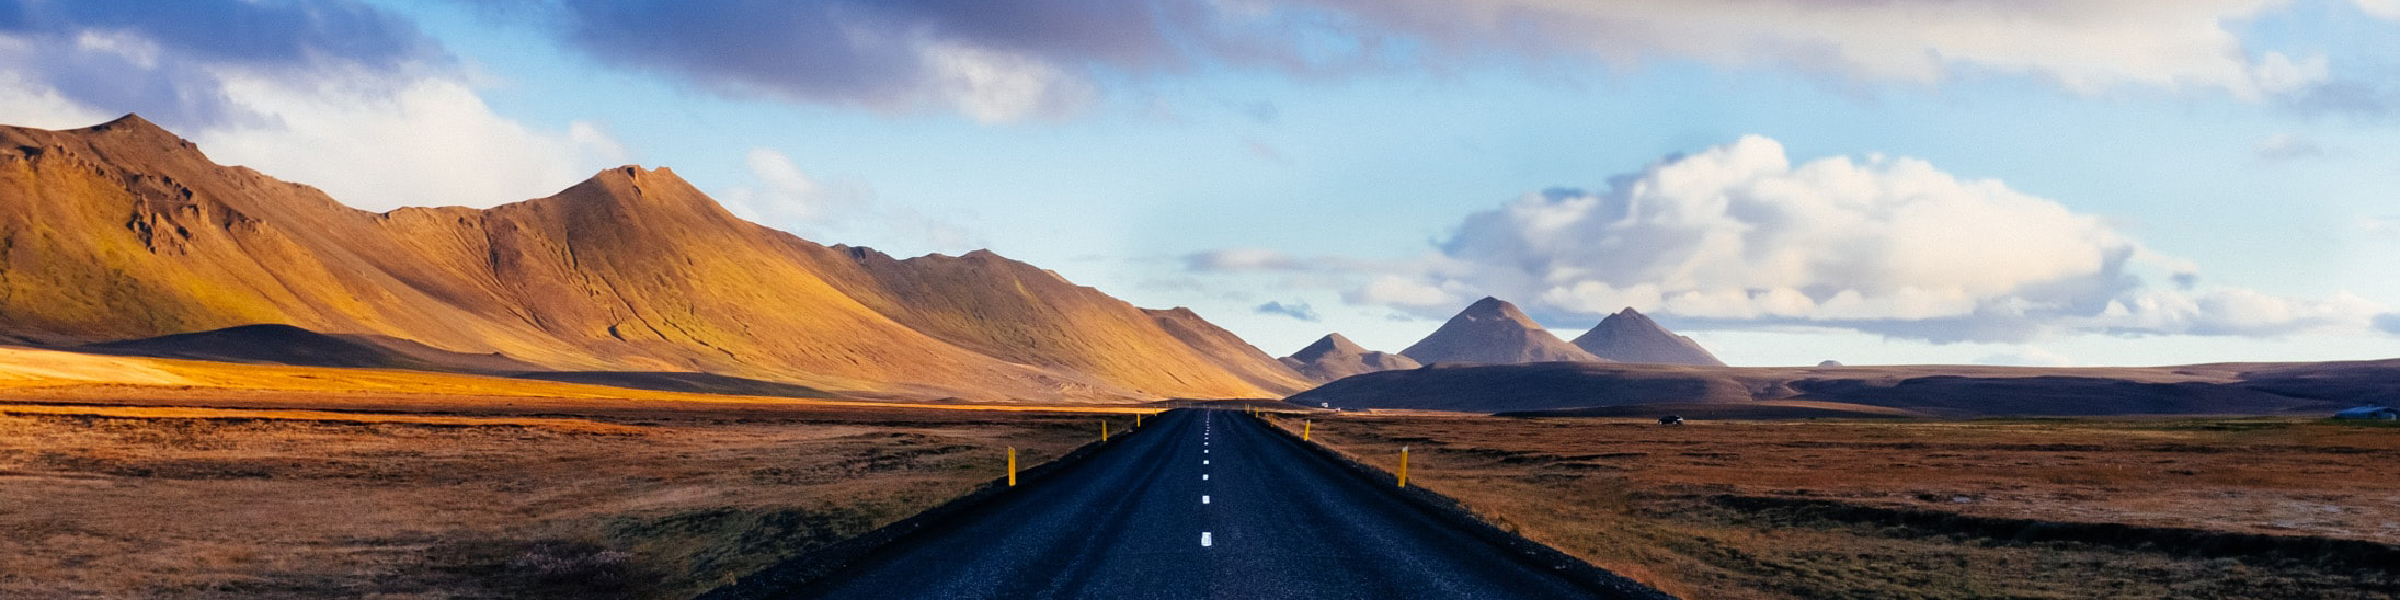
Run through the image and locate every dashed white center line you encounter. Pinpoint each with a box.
[1203,460,1210,465]
[1201,532,1213,547]
[1202,495,1211,504]
[1202,474,1210,481]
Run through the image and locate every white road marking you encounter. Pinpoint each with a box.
[1203,460,1210,465]
[1201,532,1213,547]
[1203,474,1210,481]
[1202,495,1211,504]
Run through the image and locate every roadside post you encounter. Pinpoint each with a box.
[1007,447,1017,487]
[1302,420,1311,441]
[1399,446,1410,487]
[1101,420,1110,441]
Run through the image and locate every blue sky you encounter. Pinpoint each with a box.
[5,0,2398,367]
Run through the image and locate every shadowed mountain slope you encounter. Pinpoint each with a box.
[83,324,542,372]
[1570,307,1726,366]
[1399,297,1603,365]
[1280,333,1421,382]
[0,115,1292,400]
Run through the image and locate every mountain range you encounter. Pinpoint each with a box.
[1278,298,1727,383]
[0,115,1309,401]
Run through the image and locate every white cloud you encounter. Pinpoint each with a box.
[1185,248,1301,271]
[1976,346,2079,367]
[194,71,626,210]
[1309,0,2318,99]
[922,43,1094,123]
[2359,0,2400,21]
[718,147,981,254]
[0,4,623,212]
[1371,135,2389,342]
[0,68,113,129]
[2255,132,2325,161]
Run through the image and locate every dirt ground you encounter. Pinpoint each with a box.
[1282,413,2400,600]
[0,400,1120,599]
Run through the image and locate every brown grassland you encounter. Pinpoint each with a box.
[0,389,1125,599]
[1280,413,2400,599]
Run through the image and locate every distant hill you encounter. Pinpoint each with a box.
[1399,297,1603,365]
[1288,361,2393,417]
[1570,307,1725,366]
[0,115,1299,401]
[1280,333,1421,382]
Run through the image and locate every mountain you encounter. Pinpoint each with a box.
[1142,307,1314,394]
[1285,361,2393,417]
[1569,307,1726,366]
[0,115,1299,400]
[1280,333,1421,382]
[1398,297,1604,364]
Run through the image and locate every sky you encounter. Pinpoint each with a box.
[4,0,2399,367]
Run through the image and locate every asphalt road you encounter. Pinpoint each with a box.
[771,408,1661,599]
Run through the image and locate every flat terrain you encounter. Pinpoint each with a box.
[0,398,1114,599]
[727,409,1657,600]
[1290,360,2400,417]
[1282,413,2400,599]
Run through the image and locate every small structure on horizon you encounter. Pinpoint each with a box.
[2334,406,2399,420]
[1817,360,1844,368]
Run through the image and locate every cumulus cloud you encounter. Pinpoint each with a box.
[547,0,1171,123]
[1255,300,1322,322]
[522,0,2327,121]
[1366,135,2388,342]
[0,0,434,128]
[194,72,627,210]
[0,0,625,210]
[719,148,981,254]
[2360,0,2400,21]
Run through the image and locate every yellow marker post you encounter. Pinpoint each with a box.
[1302,420,1311,441]
[1136,413,1143,428]
[1101,420,1110,441]
[1007,447,1018,487]
[1398,446,1410,487]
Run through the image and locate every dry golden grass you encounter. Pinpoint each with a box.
[0,399,1127,599]
[1283,414,2400,599]
[0,346,1163,414]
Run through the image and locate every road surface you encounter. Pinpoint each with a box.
[759,408,1658,599]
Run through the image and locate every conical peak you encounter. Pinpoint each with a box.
[51,113,200,153]
[1458,296,1533,322]
[89,113,167,135]
[1571,305,1726,367]
[1598,306,1658,327]
[1293,333,1366,360]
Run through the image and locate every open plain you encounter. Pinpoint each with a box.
[1280,412,2400,599]
[0,381,1116,599]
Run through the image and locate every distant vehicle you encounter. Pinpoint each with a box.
[2334,406,2399,420]
[1657,415,1684,426]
